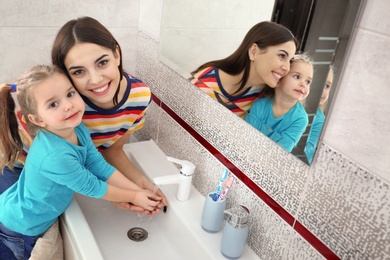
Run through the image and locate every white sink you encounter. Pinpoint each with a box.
[60,140,259,260]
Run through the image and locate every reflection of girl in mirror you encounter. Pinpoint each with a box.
[50,16,167,210]
[191,21,298,118]
[304,66,334,164]
[244,54,313,152]
[0,65,161,259]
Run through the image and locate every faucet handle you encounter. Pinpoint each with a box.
[167,156,196,177]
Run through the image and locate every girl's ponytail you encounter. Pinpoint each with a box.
[0,84,23,171]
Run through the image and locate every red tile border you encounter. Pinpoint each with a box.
[151,93,340,259]
[294,221,340,259]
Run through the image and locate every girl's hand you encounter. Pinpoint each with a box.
[136,175,169,209]
[111,201,148,213]
[133,190,162,212]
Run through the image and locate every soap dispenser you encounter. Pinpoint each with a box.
[220,205,250,259]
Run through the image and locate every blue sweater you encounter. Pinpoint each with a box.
[244,97,308,152]
[305,108,325,164]
[0,124,115,236]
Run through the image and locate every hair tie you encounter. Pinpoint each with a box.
[11,83,17,92]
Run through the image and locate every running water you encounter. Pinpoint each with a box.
[136,184,160,231]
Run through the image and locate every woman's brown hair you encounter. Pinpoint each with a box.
[192,21,298,94]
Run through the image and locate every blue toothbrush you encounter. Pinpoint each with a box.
[214,168,228,201]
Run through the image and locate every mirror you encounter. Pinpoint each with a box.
[159,0,363,165]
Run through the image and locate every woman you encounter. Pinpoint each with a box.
[191,21,298,118]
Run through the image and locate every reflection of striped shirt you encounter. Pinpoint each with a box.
[82,73,151,151]
[191,66,264,118]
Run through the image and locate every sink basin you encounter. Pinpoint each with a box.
[60,140,259,260]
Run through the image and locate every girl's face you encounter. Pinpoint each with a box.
[28,73,85,137]
[64,42,122,109]
[320,69,334,105]
[249,41,296,88]
[275,60,313,101]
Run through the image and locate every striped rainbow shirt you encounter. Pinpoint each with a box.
[191,66,264,118]
[81,72,151,151]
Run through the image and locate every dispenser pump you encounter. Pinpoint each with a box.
[224,205,250,228]
[221,205,250,259]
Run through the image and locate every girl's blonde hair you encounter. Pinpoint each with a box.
[291,53,313,65]
[0,65,62,170]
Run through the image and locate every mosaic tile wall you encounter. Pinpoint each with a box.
[297,144,390,259]
[134,31,390,259]
[136,101,324,259]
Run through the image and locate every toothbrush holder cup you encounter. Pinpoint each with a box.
[201,191,227,233]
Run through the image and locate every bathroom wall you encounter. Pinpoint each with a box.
[1,0,388,259]
[137,0,389,259]
[0,0,139,82]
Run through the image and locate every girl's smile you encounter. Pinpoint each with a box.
[65,111,82,121]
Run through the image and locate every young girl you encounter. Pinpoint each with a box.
[304,66,334,164]
[0,65,161,259]
[244,54,313,152]
[49,16,167,210]
[191,21,298,118]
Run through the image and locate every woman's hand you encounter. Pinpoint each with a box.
[136,175,169,210]
[132,190,162,212]
[111,202,147,213]
[112,201,162,215]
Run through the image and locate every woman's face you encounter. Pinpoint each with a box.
[64,42,122,109]
[249,41,296,88]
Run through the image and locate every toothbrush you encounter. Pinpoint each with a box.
[218,176,234,201]
[214,168,229,201]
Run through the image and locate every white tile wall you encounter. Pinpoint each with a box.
[0,0,139,82]
[158,0,274,78]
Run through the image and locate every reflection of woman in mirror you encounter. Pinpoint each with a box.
[304,66,334,164]
[244,54,313,152]
[191,21,298,118]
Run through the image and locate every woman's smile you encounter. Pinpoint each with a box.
[90,82,111,96]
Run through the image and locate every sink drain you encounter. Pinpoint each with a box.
[127,227,148,242]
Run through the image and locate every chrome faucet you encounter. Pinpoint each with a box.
[153,156,195,201]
